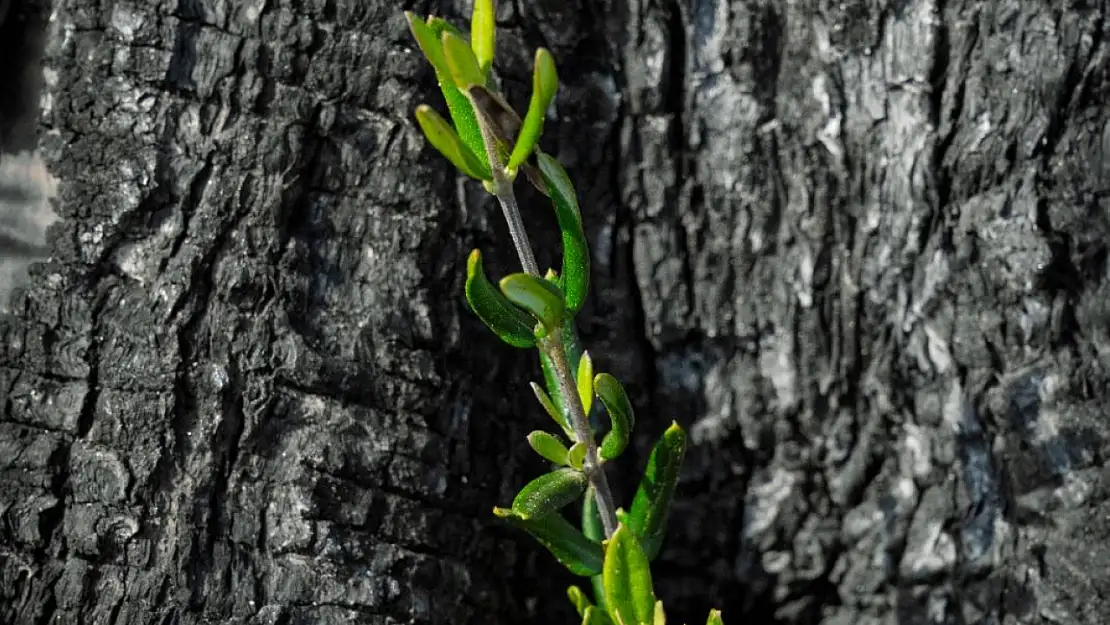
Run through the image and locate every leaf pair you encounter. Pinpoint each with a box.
[495,423,688,580]
[495,467,606,579]
[495,466,603,577]
[548,360,636,462]
[492,470,603,577]
[465,250,568,347]
[457,151,590,354]
[406,13,489,179]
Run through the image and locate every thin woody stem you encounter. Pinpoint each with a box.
[542,330,619,537]
[470,91,540,277]
[493,186,541,277]
[469,89,619,538]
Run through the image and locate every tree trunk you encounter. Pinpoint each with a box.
[2,1,1108,625]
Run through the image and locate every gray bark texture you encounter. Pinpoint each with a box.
[2,0,1109,624]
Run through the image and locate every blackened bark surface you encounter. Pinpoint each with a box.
[1,1,1108,625]
[605,1,1110,625]
[2,0,564,623]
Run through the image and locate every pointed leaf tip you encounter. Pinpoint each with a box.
[567,585,592,617]
[531,381,572,436]
[405,13,452,82]
[535,48,559,103]
[507,48,560,171]
[441,30,485,88]
[603,525,655,625]
[415,105,491,180]
[627,423,687,561]
[425,15,465,39]
[471,0,496,77]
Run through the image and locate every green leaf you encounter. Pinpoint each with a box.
[582,606,613,625]
[653,600,666,625]
[508,48,559,171]
[407,16,485,170]
[528,431,570,466]
[441,30,485,88]
[581,485,605,542]
[426,15,464,39]
[531,382,573,437]
[493,507,603,576]
[568,585,593,617]
[404,13,454,81]
[577,351,595,416]
[539,323,585,432]
[467,83,545,188]
[627,422,687,561]
[615,507,631,526]
[596,373,634,461]
[415,105,492,180]
[567,442,587,470]
[537,153,590,316]
[592,579,610,620]
[512,468,588,520]
[603,525,655,625]
[415,17,487,164]
[706,609,724,625]
[534,47,559,105]
[470,0,496,77]
[465,250,537,347]
[442,87,488,172]
[582,485,609,617]
[500,273,567,334]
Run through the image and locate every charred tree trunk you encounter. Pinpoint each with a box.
[2,1,1108,625]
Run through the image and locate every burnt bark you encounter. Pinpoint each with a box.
[2,0,1109,625]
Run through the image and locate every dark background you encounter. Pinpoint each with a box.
[2,0,1109,624]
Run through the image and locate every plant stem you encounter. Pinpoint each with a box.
[493,182,541,277]
[493,187,619,538]
[468,89,619,538]
[470,91,540,277]
[541,329,619,538]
